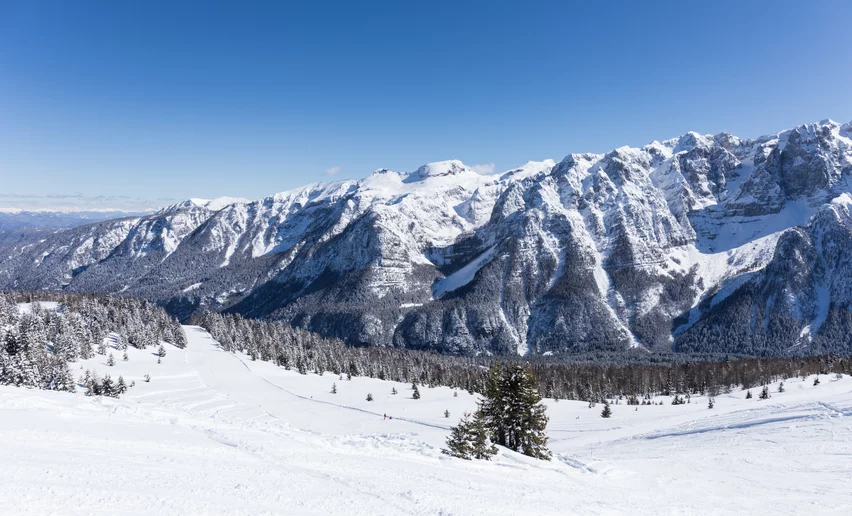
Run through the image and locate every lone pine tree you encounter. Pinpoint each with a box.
[478,364,551,461]
[601,400,612,418]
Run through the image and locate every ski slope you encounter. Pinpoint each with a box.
[1,327,851,515]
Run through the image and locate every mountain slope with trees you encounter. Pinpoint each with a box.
[1,120,851,357]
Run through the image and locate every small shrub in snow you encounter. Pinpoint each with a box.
[601,401,612,418]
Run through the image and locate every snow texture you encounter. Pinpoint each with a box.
[1,326,851,514]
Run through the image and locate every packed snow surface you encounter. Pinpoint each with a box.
[1,326,851,515]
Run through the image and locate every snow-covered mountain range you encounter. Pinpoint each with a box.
[2,119,852,356]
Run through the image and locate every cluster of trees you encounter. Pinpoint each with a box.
[197,311,487,388]
[527,354,852,404]
[0,291,184,394]
[81,370,128,397]
[197,310,852,405]
[444,364,550,461]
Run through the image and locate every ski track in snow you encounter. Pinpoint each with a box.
[2,326,852,515]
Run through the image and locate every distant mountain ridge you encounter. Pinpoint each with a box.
[2,119,852,357]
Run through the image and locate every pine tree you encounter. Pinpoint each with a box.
[478,364,550,460]
[331,382,337,394]
[708,397,715,409]
[453,391,458,397]
[759,385,770,400]
[444,409,450,418]
[116,375,127,395]
[123,350,129,362]
[157,344,167,358]
[107,354,115,366]
[391,387,398,395]
[601,400,612,418]
[366,393,373,401]
[442,412,474,460]
[469,410,497,460]
[412,383,420,400]
[778,381,785,393]
[59,360,76,393]
[745,390,752,399]
[814,376,820,386]
[101,375,115,397]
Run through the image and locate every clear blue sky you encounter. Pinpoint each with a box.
[1,0,851,210]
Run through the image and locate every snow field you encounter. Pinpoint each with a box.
[1,326,851,514]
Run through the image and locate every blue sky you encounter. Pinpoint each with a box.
[1,0,851,210]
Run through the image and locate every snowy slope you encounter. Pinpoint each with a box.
[2,326,851,515]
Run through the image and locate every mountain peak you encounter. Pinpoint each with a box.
[159,197,248,214]
[404,160,476,183]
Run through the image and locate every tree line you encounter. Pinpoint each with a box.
[3,290,851,409]
[197,310,852,403]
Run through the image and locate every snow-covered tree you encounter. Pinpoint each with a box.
[478,364,550,461]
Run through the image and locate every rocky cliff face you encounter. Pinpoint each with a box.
[2,120,851,356]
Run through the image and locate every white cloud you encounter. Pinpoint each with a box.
[323,165,342,177]
[471,163,496,175]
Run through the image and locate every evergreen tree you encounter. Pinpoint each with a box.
[745,390,753,399]
[814,376,820,386]
[58,360,76,393]
[157,344,167,358]
[478,364,550,460]
[759,385,770,399]
[53,331,79,362]
[469,410,497,460]
[331,382,337,394]
[366,393,373,401]
[778,381,785,393]
[116,375,127,395]
[708,397,714,409]
[107,354,115,366]
[442,412,474,460]
[412,383,421,399]
[101,375,115,397]
[601,400,612,418]
[391,387,397,395]
[444,409,450,418]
